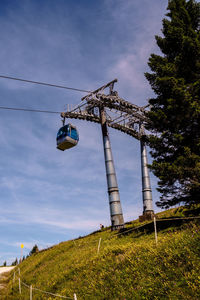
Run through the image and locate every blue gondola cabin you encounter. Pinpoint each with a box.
[57,124,79,151]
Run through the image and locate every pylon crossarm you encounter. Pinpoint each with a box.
[61,89,148,140]
[61,110,141,139]
[99,94,144,111]
[85,94,146,120]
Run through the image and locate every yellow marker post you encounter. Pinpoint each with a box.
[20,244,24,263]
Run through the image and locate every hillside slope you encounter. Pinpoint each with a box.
[3,207,200,299]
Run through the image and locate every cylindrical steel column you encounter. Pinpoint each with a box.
[140,140,154,215]
[100,107,124,230]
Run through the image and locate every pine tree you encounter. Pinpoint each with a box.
[145,0,200,208]
[29,244,39,256]
[11,258,18,266]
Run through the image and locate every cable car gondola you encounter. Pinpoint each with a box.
[56,123,79,151]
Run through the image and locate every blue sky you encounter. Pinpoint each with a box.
[0,0,168,265]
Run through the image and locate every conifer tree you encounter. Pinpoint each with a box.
[145,0,200,208]
[29,244,39,256]
[11,258,18,266]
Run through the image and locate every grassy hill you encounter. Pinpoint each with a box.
[2,206,200,299]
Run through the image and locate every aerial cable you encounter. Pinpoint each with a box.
[0,75,91,93]
[0,106,61,114]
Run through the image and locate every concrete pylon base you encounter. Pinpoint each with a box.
[111,214,124,231]
[111,224,124,231]
[139,210,154,222]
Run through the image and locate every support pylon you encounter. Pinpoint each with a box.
[140,139,154,220]
[100,106,124,230]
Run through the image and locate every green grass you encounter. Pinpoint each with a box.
[3,206,200,299]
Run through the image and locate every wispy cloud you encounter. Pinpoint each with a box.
[105,0,167,103]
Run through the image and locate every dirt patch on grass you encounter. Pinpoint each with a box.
[0,267,15,296]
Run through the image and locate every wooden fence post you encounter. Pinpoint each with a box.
[154,216,158,245]
[97,238,102,254]
[30,285,32,300]
[19,278,21,294]
[74,293,77,300]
